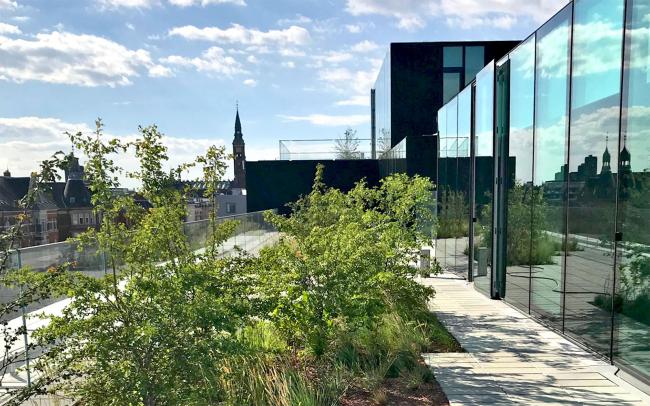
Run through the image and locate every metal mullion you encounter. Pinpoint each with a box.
[610,0,629,366]
[561,1,575,335]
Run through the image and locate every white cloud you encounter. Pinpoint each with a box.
[336,95,368,106]
[350,40,379,53]
[168,0,246,6]
[161,46,246,76]
[277,14,312,26]
[278,114,369,126]
[246,54,259,63]
[345,24,362,33]
[0,31,169,87]
[148,64,173,77]
[0,0,17,9]
[169,24,311,46]
[12,16,30,22]
[278,48,305,57]
[345,0,568,30]
[282,61,295,69]
[0,116,230,187]
[243,78,257,87]
[99,0,245,8]
[312,50,353,65]
[126,22,135,30]
[0,23,21,35]
[98,0,158,9]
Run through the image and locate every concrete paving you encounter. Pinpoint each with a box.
[421,274,650,405]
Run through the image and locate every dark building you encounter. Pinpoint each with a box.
[372,41,519,153]
[246,159,381,214]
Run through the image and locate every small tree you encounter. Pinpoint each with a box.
[335,128,361,159]
[27,121,247,405]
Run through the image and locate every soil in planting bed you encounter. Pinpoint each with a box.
[340,375,449,406]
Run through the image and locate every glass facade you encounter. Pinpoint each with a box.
[435,0,650,383]
[374,50,392,156]
[443,45,487,104]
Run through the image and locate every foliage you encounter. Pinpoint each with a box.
[254,165,436,356]
[335,128,361,160]
[14,141,458,405]
[23,121,247,406]
[0,156,70,391]
[437,188,468,239]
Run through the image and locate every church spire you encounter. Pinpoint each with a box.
[232,103,246,189]
[234,102,244,145]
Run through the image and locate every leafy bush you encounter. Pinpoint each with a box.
[16,131,457,405]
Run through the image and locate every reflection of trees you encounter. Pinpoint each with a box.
[609,175,650,326]
[437,188,468,239]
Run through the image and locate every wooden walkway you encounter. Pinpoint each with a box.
[421,274,650,405]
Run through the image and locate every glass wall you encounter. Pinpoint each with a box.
[473,62,495,295]
[530,5,572,326]
[504,35,536,312]
[564,0,625,358]
[435,0,650,383]
[616,0,650,380]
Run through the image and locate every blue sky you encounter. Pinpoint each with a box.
[0,0,568,182]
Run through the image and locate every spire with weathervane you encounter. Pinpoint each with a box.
[232,102,246,189]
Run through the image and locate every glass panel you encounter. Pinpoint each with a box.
[444,46,463,68]
[531,5,572,325]
[473,62,495,295]
[374,50,392,155]
[436,106,448,269]
[465,46,485,85]
[445,97,458,270]
[505,36,536,313]
[564,0,624,357]
[615,0,650,379]
[443,72,461,104]
[456,87,472,275]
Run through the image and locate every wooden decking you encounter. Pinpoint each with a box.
[421,274,650,405]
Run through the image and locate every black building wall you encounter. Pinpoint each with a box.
[246,160,381,213]
[389,41,518,148]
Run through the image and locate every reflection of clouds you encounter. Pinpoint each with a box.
[535,117,567,183]
[509,126,534,182]
[511,37,535,79]
[536,22,570,79]
[572,21,623,77]
[531,105,650,178]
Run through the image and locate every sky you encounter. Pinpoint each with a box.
[0,0,569,184]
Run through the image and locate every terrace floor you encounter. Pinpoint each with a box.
[421,274,650,405]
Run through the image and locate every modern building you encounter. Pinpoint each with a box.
[434,0,650,387]
[372,41,518,155]
[246,41,517,213]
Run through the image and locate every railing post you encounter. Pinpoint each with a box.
[17,249,31,388]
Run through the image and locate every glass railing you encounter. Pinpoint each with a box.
[1,210,279,321]
[279,139,373,160]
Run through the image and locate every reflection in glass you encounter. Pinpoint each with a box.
[531,5,572,325]
[436,107,448,270]
[444,46,463,68]
[504,36,536,313]
[564,0,624,356]
[465,46,485,85]
[374,51,392,155]
[615,0,650,379]
[443,72,461,104]
[473,62,495,295]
